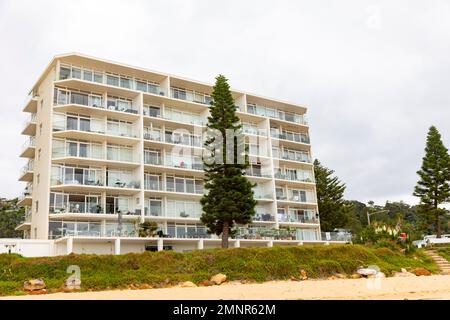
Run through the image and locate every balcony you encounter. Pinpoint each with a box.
[53,88,139,119]
[163,107,206,126]
[59,64,165,96]
[278,213,318,224]
[19,160,34,182]
[233,227,298,240]
[17,184,33,207]
[274,172,314,183]
[21,113,37,136]
[246,104,307,125]
[253,213,276,222]
[170,87,212,105]
[274,150,312,164]
[20,136,36,158]
[23,95,39,113]
[52,141,138,168]
[53,114,139,144]
[271,131,310,144]
[48,220,139,239]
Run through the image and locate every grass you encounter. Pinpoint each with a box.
[0,245,438,296]
[436,247,450,261]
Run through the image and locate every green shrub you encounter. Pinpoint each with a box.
[0,245,438,296]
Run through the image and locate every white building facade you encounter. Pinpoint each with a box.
[15,53,340,256]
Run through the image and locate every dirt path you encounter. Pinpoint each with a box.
[3,275,450,300]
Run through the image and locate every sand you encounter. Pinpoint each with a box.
[3,275,450,300]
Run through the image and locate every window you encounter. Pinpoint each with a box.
[72,68,81,79]
[136,81,147,92]
[94,72,103,83]
[60,66,71,80]
[120,77,131,89]
[83,70,93,82]
[107,75,119,86]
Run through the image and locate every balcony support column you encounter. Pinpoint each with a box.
[114,238,121,255]
[157,238,164,251]
[197,239,204,250]
[66,237,73,255]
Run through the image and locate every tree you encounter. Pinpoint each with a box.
[314,159,347,231]
[0,199,24,238]
[413,126,450,238]
[200,75,257,248]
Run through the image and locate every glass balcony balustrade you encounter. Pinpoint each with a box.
[53,88,138,114]
[247,104,307,125]
[21,136,36,152]
[273,149,311,163]
[274,171,314,183]
[278,211,318,223]
[20,160,34,175]
[59,65,164,96]
[271,130,310,144]
[51,166,104,186]
[170,87,212,105]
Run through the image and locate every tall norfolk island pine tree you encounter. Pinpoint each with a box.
[313,159,347,231]
[414,126,450,238]
[200,75,257,248]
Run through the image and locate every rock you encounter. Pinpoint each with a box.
[28,289,47,295]
[210,273,227,285]
[290,276,300,282]
[334,273,347,279]
[300,269,308,280]
[401,268,408,273]
[63,277,81,291]
[240,279,256,284]
[24,279,46,292]
[351,273,362,279]
[138,284,153,290]
[393,271,416,277]
[198,280,215,287]
[376,272,386,278]
[357,268,378,277]
[411,268,432,276]
[180,281,197,288]
[327,276,338,280]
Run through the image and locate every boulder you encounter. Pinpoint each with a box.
[357,268,378,277]
[210,273,227,285]
[180,281,197,288]
[334,273,347,279]
[300,269,308,280]
[327,276,338,280]
[138,284,153,290]
[24,279,46,292]
[376,272,386,278]
[401,268,408,273]
[393,271,416,277]
[351,273,362,279]
[198,280,215,287]
[411,268,432,276]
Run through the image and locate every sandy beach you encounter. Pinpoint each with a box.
[3,275,450,300]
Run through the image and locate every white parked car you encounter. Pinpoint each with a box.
[413,234,450,248]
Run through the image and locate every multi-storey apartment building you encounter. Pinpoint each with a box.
[16,53,330,255]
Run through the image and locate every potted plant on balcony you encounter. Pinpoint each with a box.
[138,221,158,237]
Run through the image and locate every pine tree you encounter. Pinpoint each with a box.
[413,126,450,238]
[200,75,257,248]
[314,159,347,231]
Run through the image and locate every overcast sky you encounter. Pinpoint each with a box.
[1,0,450,205]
